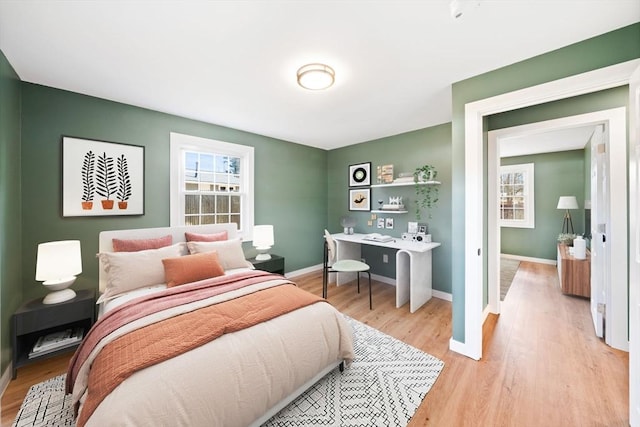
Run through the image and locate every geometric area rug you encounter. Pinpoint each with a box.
[263,317,445,426]
[12,317,444,427]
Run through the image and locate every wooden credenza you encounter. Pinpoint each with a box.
[556,243,590,298]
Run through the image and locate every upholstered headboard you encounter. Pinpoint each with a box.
[98,224,239,292]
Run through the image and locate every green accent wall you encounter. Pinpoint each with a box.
[0,50,22,374]
[451,23,640,343]
[327,124,452,294]
[19,82,328,303]
[501,150,585,260]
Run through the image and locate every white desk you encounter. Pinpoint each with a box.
[331,233,441,313]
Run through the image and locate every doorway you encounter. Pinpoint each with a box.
[486,108,628,352]
[455,59,639,362]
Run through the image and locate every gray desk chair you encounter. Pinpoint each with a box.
[323,230,372,309]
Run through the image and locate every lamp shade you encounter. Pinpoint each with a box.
[253,225,274,249]
[35,240,82,282]
[253,225,274,261]
[557,196,578,210]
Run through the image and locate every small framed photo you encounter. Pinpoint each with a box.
[417,223,428,235]
[385,218,394,229]
[349,188,371,211]
[377,218,385,228]
[349,162,371,187]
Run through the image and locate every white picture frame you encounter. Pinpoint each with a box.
[62,136,144,217]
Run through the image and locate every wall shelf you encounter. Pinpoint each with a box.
[371,210,408,214]
[371,180,440,188]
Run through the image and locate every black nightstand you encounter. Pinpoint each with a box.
[248,254,285,275]
[12,289,95,379]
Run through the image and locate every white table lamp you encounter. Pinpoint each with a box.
[35,240,82,304]
[557,196,579,234]
[253,225,274,261]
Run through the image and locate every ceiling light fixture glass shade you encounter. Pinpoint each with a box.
[297,63,335,90]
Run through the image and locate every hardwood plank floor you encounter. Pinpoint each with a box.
[1,262,629,426]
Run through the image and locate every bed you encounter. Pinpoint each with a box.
[66,224,354,427]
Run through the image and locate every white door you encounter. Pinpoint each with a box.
[628,64,640,427]
[590,124,607,338]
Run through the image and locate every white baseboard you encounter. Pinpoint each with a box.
[285,263,322,279]
[0,363,12,398]
[432,289,452,302]
[288,267,452,302]
[371,274,395,286]
[501,253,556,266]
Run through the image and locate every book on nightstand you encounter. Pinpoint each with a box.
[29,327,84,359]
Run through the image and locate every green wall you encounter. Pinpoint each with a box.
[327,124,452,294]
[0,50,22,374]
[19,83,328,302]
[451,23,640,343]
[501,150,585,260]
[490,86,628,257]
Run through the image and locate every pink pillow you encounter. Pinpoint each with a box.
[185,231,228,242]
[112,235,173,252]
[162,252,225,288]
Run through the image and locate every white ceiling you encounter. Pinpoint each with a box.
[0,1,638,150]
[500,125,596,158]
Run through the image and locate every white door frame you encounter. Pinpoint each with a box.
[456,58,640,361]
[486,108,628,352]
[628,64,640,427]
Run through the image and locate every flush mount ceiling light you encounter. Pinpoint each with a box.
[297,63,335,90]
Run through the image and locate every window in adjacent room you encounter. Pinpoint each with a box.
[499,163,534,228]
[170,133,254,237]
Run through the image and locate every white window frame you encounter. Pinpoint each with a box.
[499,163,535,228]
[170,132,254,239]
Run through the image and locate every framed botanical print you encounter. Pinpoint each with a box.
[349,188,370,211]
[62,136,145,217]
[349,162,371,187]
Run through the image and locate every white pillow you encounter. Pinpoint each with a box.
[186,239,253,271]
[97,243,186,303]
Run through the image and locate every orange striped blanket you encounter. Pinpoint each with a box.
[67,271,324,427]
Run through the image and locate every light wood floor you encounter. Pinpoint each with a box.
[1,262,629,426]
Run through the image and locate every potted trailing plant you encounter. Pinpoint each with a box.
[116,154,132,209]
[413,165,439,220]
[96,151,117,209]
[81,151,95,210]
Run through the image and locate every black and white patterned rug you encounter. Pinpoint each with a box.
[13,317,444,427]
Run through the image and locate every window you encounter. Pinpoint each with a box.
[499,163,534,228]
[170,133,254,238]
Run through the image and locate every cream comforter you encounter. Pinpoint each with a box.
[70,273,354,427]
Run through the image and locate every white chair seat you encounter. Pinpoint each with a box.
[332,259,370,273]
[323,229,372,309]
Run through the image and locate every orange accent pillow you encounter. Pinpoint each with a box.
[112,235,173,252]
[184,231,228,242]
[162,252,225,287]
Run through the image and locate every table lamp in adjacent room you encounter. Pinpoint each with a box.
[557,196,579,234]
[253,225,274,261]
[35,240,82,304]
